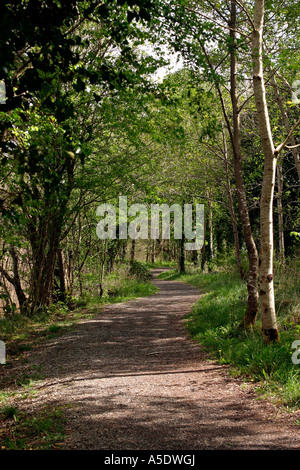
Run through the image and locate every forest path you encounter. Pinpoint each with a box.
[10,268,300,450]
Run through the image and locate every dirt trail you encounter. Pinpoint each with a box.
[5,268,300,449]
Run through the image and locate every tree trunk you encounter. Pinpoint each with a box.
[229,0,259,327]
[146,238,150,262]
[191,248,198,266]
[130,238,136,265]
[276,154,285,263]
[25,209,66,315]
[57,248,66,297]
[251,0,279,342]
[179,234,185,273]
[222,125,245,279]
[201,214,206,270]
[56,248,75,308]
[0,246,27,312]
[28,230,59,313]
[207,188,214,260]
[151,239,155,264]
[99,240,107,297]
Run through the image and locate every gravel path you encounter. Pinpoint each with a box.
[6,268,300,450]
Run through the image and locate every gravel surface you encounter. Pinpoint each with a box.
[3,268,300,450]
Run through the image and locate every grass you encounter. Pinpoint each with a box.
[157,258,300,410]
[144,260,177,268]
[78,275,157,307]
[105,279,157,303]
[0,405,67,450]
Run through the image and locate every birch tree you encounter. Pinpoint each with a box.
[251,0,279,342]
[250,0,300,341]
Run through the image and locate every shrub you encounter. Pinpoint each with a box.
[128,261,152,282]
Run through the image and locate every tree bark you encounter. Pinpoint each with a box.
[269,74,286,262]
[28,222,60,313]
[179,234,185,273]
[276,154,285,263]
[99,240,107,298]
[200,214,206,270]
[251,0,279,342]
[9,246,27,310]
[151,239,155,264]
[130,238,136,265]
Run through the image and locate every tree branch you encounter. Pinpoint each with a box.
[235,0,255,30]
[275,118,300,156]
[184,6,250,38]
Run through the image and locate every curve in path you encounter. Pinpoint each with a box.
[15,268,300,450]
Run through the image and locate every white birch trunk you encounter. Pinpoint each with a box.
[251,0,279,342]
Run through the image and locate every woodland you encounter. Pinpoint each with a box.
[0,0,300,437]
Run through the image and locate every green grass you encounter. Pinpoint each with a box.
[0,406,66,450]
[158,261,300,410]
[1,405,19,421]
[144,260,177,268]
[78,277,157,307]
[99,278,157,304]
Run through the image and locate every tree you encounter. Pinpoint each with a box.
[0,0,164,314]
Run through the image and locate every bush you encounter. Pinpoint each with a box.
[128,261,152,282]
